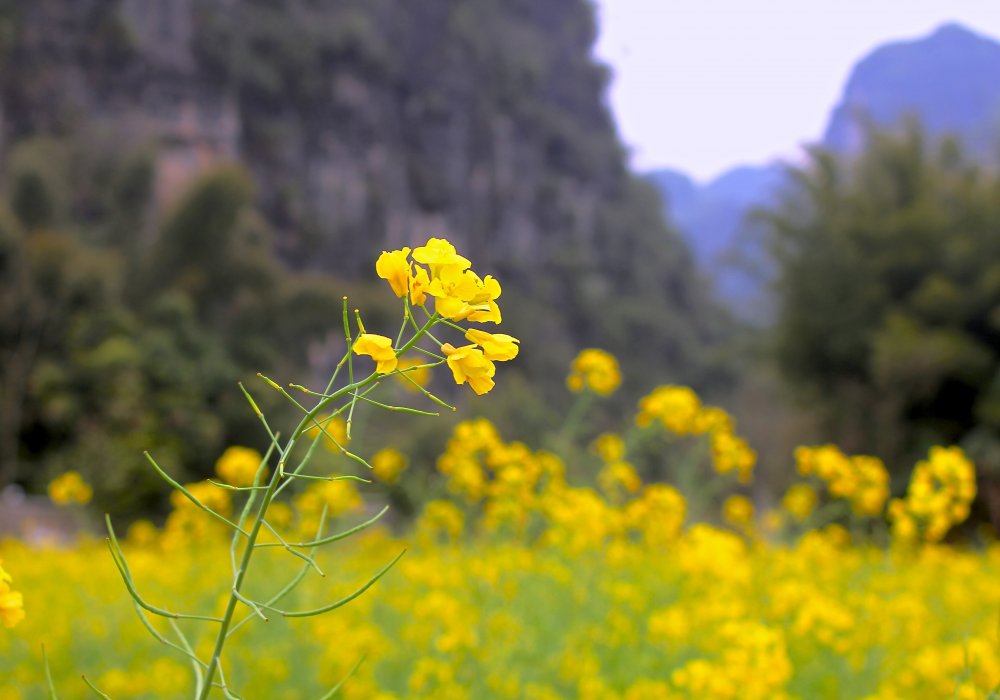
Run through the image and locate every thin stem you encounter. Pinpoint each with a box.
[197,309,438,698]
[256,506,389,549]
[143,452,249,537]
[196,464,284,700]
[264,549,405,617]
[81,677,111,699]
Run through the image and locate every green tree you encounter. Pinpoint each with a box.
[767,122,1000,477]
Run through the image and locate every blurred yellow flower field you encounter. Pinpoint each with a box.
[4,409,1000,699]
[3,241,998,698]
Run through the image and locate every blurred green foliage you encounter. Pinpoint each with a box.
[0,0,737,517]
[0,136,346,515]
[768,123,1000,479]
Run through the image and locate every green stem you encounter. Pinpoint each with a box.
[197,313,439,699]
[197,464,283,700]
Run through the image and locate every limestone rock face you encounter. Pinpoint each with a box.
[0,0,723,388]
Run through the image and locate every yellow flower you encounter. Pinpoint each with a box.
[48,471,93,506]
[294,479,363,521]
[566,349,621,396]
[430,268,503,323]
[782,483,817,522]
[215,446,266,487]
[467,298,502,324]
[598,461,642,498]
[442,343,496,395]
[465,329,519,361]
[171,481,232,517]
[306,414,350,451]
[353,333,398,374]
[418,499,466,540]
[412,237,471,275]
[372,447,409,484]
[723,495,755,530]
[375,247,411,298]
[592,433,626,463]
[711,430,756,484]
[0,561,24,629]
[410,264,431,306]
[635,385,702,433]
[0,587,24,629]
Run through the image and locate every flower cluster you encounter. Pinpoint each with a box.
[0,561,24,629]
[722,495,755,532]
[566,348,622,395]
[372,447,409,484]
[424,417,691,551]
[888,446,977,542]
[368,238,519,395]
[795,444,890,516]
[214,445,266,487]
[781,483,818,522]
[670,620,792,700]
[636,385,755,483]
[8,508,1000,699]
[590,433,641,502]
[47,471,93,506]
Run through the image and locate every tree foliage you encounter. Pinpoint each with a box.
[0,136,343,514]
[768,123,1000,476]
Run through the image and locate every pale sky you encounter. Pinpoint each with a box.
[592,1,1000,182]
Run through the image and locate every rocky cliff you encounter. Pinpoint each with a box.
[0,0,727,391]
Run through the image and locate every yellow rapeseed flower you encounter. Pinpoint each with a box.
[465,329,519,361]
[441,343,496,395]
[567,348,621,396]
[372,447,409,484]
[0,560,24,629]
[782,483,817,522]
[418,500,466,540]
[0,587,24,629]
[591,433,626,463]
[375,247,412,298]
[409,264,431,306]
[353,333,398,374]
[171,481,232,517]
[47,471,93,506]
[411,237,471,274]
[723,495,755,531]
[215,445,266,487]
[635,385,701,432]
[306,414,350,451]
[431,268,503,323]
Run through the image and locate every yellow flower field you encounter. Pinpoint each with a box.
[3,411,1000,699]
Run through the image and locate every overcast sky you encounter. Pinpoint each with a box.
[592,1,1000,182]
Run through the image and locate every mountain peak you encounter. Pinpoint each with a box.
[823,22,1000,153]
[930,22,978,39]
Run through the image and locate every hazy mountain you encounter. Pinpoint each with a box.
[647,164,785,307]
[651,22,1000,313]
[824,23,1000,154]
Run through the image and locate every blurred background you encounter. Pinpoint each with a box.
[3,0,1000,529]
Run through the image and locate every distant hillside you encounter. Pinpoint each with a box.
[0,0,729,392]
[646,164,785,311]
[651,22,1000,315]
[824,23,1000,153]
